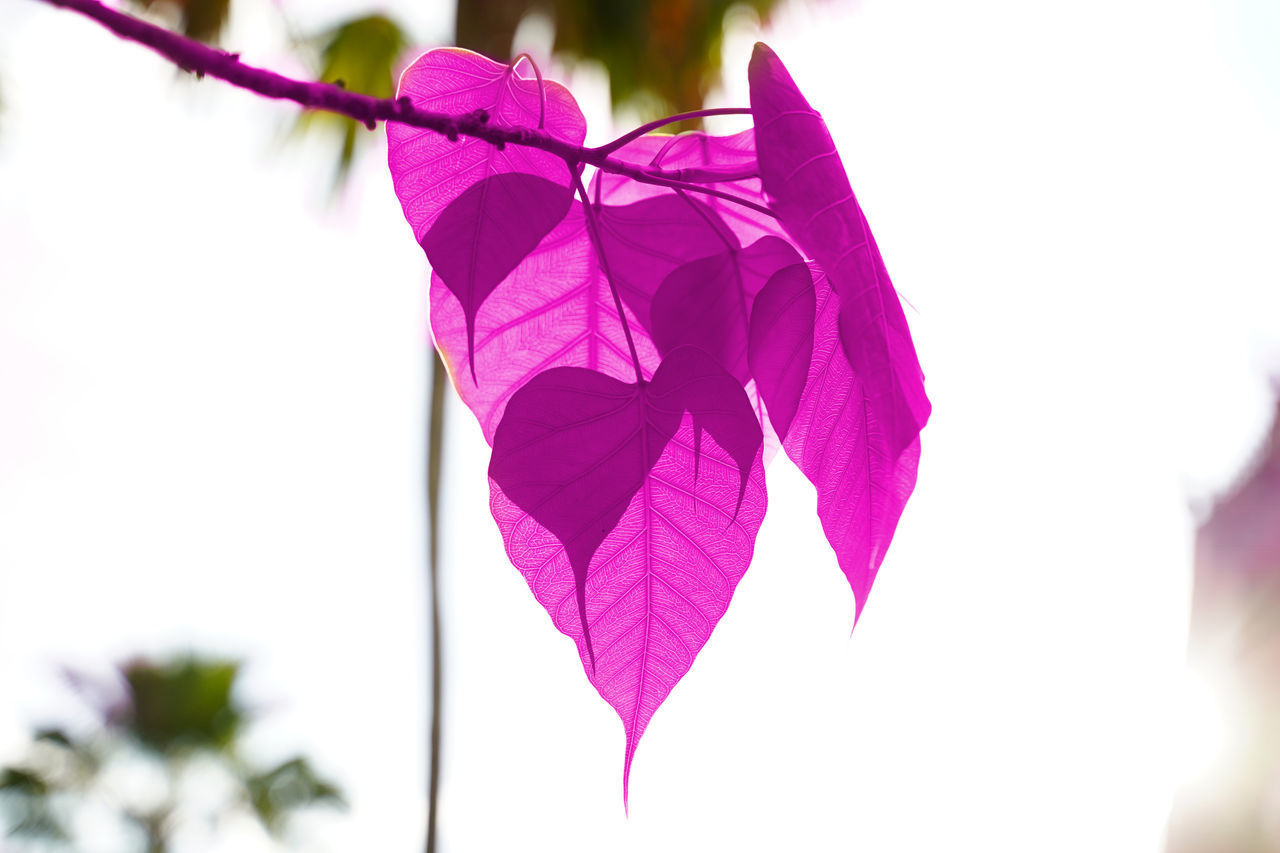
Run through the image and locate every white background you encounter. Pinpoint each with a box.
[2,0,1278,850]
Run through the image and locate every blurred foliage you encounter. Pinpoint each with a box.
[0,654,345,852]
[119,656,243,755]
[294,13,410,187]
[456,0,787,123]
[550,0,785,117]
[129,0,232,44]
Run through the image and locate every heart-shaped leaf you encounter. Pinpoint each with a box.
[488,347,762,662]
[489,346,766,802]
[650,235,802,386]
[429,202,662,442]
[749,42,930,462]
[423,172,573,378]
[594,194,737,335]
[387,48,586,243]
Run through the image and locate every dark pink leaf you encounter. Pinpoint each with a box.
[387,46,585,245]
[423,172,573,378]
[429,203,662,442]
[592,130,780,247]
[650,235,802,386]
[487,347,765,800]
[488,365,681,666]
[748,262,815,441]
[784,265,920,620]
[749,42,930,461]
[594,195,737,334]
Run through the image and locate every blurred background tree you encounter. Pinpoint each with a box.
[0,654,345,852]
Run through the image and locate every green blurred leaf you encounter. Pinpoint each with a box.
[296,14,410,186]
[129,0,232,44]
[118,656,245,756]
[0,767,71,842]
[244,756,346,836]
[0,767,50,797]
[552,0,785,119]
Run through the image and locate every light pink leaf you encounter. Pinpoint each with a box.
[591,129,780,246]
[490,409,767,804]
[387,48,586,243]
[784,265,920,620]
[429,203,661,442]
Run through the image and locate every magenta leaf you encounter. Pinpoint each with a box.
[387,46,585,247]
[422,172,573,378]
[749,42,930,461]
[488,347,766,802]
[488,346,762,665]
[429,203,662,442]
[748,262,815,441]
[783,265,920,619]
[650,234,802,387]
[488,366,679,667]
[594,195,737,334]
[593,130,780,247]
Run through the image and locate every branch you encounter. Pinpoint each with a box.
[38,0,775,218]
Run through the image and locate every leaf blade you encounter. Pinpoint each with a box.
[749,42,930,461]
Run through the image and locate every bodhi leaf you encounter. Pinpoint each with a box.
[388,48,585,240]
[488,346,766,802]
[429,202,662,441]
[748,262,816,441]
[423,172,574,378]
[784,265,920,620]
[593,129,781,246]
[593,194,737,335]
[650,234,802,386]
[388,49,583,374]
[749,42,930,462]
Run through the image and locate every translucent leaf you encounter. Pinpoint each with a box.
[783,266,920,620]
[429,203,661,442]
[592,129,781,246]
[423,173,573,378]
[748,262,815,441]
[488,347,766,802]
[651,235,802,387]
[749,42,930,462]
[387,48,586,245]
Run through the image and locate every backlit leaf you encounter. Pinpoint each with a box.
[749,42,930,461]
[783,265,921,619]
[424,172,573,378]
[488,347,765,801]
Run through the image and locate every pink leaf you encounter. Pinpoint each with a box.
[783,266,920,620]
[594,195,737,335]
[748,262,816,441]
[423,173,573,378]
[488,348,767,803]
[650,235,804,387]
[749,42,930,462]
[429,202,662,442]
[387,48,585,243]
[592,129,780,246]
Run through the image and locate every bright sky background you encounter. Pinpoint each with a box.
[2,0,1279,851]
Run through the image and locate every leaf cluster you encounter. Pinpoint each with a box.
[386,42,931,799]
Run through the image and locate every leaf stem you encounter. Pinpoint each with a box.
[509,53,545,130]
[590,107,753,157]
[569,164,644,384]
[35,0,776,220]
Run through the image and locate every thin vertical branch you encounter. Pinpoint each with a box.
[425,352,446,853]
